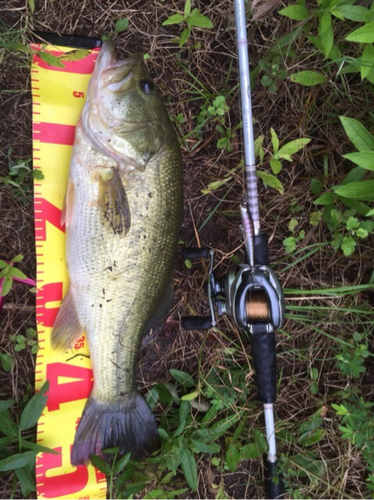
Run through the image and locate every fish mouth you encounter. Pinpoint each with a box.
[95,41,141,92]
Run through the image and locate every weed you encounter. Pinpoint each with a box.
[0,255,29,297]
[11,328,38,355]
[0,382,56,497]
[258,57,287,93]
[283,218,305,254]
[1,151,44,203]
[162,0,213,47]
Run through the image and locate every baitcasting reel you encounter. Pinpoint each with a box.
[182,233,284,336]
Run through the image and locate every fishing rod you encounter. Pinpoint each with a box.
[182,0,285,498]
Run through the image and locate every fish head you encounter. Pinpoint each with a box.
[83,41,172,169]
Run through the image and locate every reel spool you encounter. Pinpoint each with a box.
[245,290,270,323]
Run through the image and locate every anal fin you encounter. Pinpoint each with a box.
[51,288,83,350]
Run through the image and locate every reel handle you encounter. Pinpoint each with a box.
[182,247,210,260]
[182,316,212,330]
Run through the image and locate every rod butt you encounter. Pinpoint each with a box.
[263,455,285,499]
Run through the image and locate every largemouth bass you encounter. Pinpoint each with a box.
[51,41,183,465]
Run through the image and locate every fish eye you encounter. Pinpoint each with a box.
[140,79,154,94]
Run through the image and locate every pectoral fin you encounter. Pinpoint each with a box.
[61,178,74,228]
[99,169,131,235]
[51,288,83,350]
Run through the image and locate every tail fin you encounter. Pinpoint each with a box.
[71,392,160,465]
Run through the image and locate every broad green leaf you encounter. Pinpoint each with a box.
[270,158,282,174]
[181,390,199,401]
[173,421,186,438]
[341,236,356,256]
[288,218,298,233]
[181,449,198,491]
[331,403,349,416]
[279,5,309,20]
[293,454,325,478]
[158,428,169,439]
[308,35,325,53]
[210,414,241,439]
[299,428,326,446]
[38,52,65,68]
[290,71,327,86]
[184,0,191,17]
[346,23,374,43]
[314,192,334,205]
[0,352,13,373]
[115,452,131,474]
[257,171,284,194]
[201,176,232,194]
[20,381,49,431]
[283,236,297,254]
[11,268,28,280]
[310,211,322,226]
[11,254,23,263]
[163,14,184,26]
[361,43,374,80]
[338,197,371,216]
[270,128,279,154]
[335,180,374,201]
[16,466,36,497]
[240,443,262,460]
[0,411,17,437]
[1,274,13,296]
[28,0,35,13]
[310,179,324,195]
[217,137,228,149]
[252,429,268,454]
[191,440,220,454]
[299,417,323,435]
[179,27,190,46]
[20,439,59,455]
[0,265,11,278]
[0,451,36,471]
[120,483,146,498]
[0,399,14,411]
[340,116,374,151]
[319,12,331,35]
[337,5,369,22]
[341,166,366,185]
[330,8,344,21]
[320,25,334,58]
[115,18,129,32]
[277,138,310,156]
[179,401,190,423]
[90,454,112,475]
[170,369,195,387]
[188,9,213,28]
[319,12,333,58]
[60,49,90,62]
[343,152,374,170]
[226,441,240,472]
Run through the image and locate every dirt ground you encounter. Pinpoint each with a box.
[1,0,373,499]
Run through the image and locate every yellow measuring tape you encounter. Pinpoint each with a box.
[32,44,106,499]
